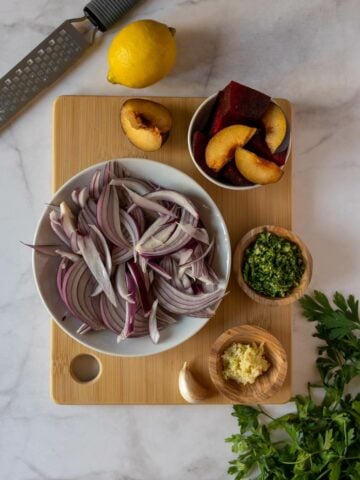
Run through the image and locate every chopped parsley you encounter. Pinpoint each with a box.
[242,231,305,298]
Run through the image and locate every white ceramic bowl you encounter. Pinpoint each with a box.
[187,93,291,191]
[33,158,231,357]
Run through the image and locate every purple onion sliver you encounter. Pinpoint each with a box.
[77,234,117,307]
[128,261,152,316]
[89,224,112,275]
[147,261,172,280]
[22,242,63,257]
[149,299,160,344]
[146,190,199,219]
[115,263,135,303]
[122,185,176,218]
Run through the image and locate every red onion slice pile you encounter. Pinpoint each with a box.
[31,161,225,344]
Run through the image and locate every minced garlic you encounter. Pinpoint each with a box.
[221,342,270,385]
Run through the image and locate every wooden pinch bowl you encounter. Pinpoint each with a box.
[233,225,312,306]
[208,325,287,403]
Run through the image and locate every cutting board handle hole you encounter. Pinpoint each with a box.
[70,354,101,384]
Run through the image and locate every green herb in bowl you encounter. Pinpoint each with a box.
[242,231,305,298]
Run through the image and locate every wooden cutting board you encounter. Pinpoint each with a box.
[51,95,292,404]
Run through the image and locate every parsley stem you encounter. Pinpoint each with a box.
[257,406,274,420]
[316,468,330,480]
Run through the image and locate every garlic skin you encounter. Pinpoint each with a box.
[178,362,211,403]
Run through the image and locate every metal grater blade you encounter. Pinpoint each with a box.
[0,19,93,130]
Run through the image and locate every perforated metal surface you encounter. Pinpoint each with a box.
[0,21,90,129]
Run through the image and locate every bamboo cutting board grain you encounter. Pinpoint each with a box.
[52,95,292,404]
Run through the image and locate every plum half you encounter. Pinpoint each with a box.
[120,99,172,152]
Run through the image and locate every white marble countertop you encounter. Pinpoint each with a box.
[1,0,360,478]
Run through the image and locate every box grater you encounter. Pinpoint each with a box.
[0,0,140,130]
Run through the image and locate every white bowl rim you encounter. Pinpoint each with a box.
[187,93,291,191]
[32,157,232,357]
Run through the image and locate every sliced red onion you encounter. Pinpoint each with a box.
[179,240,214,268]
[102,162,111,186]
[50,210,71,246]
[103,161,124,187]
[78,187,89,208]
[91,284,102,297]
[146,190,199,219]
[202,282,217,293]
[153,276,224,314]
[71,188,80,205]
[147,261,172,280]
[87,198,96,215]
[30,160,225,344]
[117,272,137,341]
[157,307,177,325]
[137,254,147,274]
[61,260,104,330]
[112,245,133,264]
[171,248,193,265]
[120,209,140,246]
[22,242,62,256]
[100,293,125,333]
[100,289,174,337]
[181,274,192,290]
[129,206,146,236]
[187,308,215,318]
[81,201,97,227]
[177,223,209,244]
[192,282,203,295]
[207,239,216,265]
[89,224,112,275]
[89,170,101,200]
[77,211,90,235]
[122,185,177,218]
[97,185,130,248]
[136,223,177,253]
[198,265,219,285]
[77,323,92,335]
[136,209,197,257]
[70,232,80,254]
[136,214,176,247]
[110,177,153,196]
[128,261,152,316]
[149,299,160,344]
[77,234,117,307]
[55,249,81,262]
[60,201,76,238]
[56,257,70,301]
[115,264,135,303]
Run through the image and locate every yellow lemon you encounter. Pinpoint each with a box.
[107,19,177,88]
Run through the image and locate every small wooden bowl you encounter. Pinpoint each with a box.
[208,325,287,403]
[233,225,312,306]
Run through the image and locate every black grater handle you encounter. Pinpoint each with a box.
[84,0,140,32]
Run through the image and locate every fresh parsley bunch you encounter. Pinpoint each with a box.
[226,291,360,480]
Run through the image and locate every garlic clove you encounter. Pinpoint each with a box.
[178,361,211,403]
